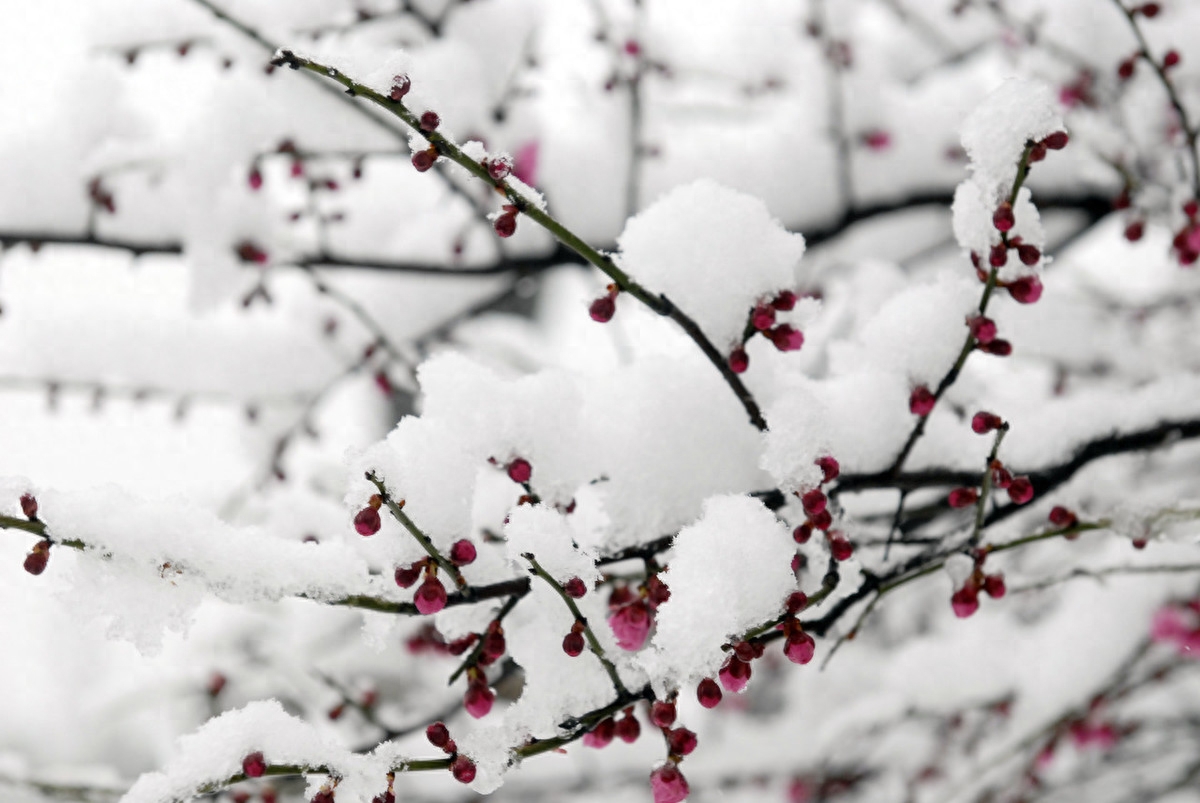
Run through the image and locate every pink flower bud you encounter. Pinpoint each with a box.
[23,541,50,576]
[354,507,381,536]
[589,294,616,322]
[650,700,677,728]
[493,212,517,238]
[769,324,805,352]
[426,721,451,748]
[1008,275,1043,304]
[948,488,979,508]
[801,489,827,516]
[507,458,532,484]
[419,111,440,131]
[667,727,697,756]
[19,493,38,519]
[414,576,448,614]
[784,631,816,664]
[449,540,477,566]
[608,601,652,650]
[242,752,267,778]
[451,756,476,784]
[389,74,411,100]
[909,385,936,416]
[650,763,690,803]
[464,684,494,718]
[1007,476,1034,504]
[615,713,641,743]
[1042,131,1069,150]
[583,718,615,748]
[563,577,587,598]
[816,455,840,482]
[993,202,1015,232]
[1049,506,1077,528]
[967,315,997,344]
[829,535,853,562]
[562,631,585,657]
[772,290,798,311]
[394,563,422,588]
[696,677,722,708]
[951,586,979,618]
[983,574,1006,598]
[718,656,752,693]
[751,305,776,331]
[729,347,749,374]
[971,411,1003,434]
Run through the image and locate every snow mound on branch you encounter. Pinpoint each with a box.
[959,77,1063,195]
[761,382,830,493]
[121,700,388,803]
[504,504,601,585]
[616,179,806,350]
[640,495,793,696]
[36,486,379,653]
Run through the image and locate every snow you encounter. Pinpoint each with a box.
[615,179,806,351]
[640,495,794,696]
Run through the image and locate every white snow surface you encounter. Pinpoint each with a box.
[640,495,794,696]
[615,179,806,351]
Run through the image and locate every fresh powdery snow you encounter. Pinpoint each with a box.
[958,78,1063,196]
[640,495,794,696]
[504,504,601,585]
[121,700,389,803]
[615,179,806,350]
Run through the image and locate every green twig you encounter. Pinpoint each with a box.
[523,553,628,697]
[366,471,467,591]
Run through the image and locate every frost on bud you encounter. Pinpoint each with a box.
[967,315,997,344]
[650,763,690,803]
[493,211,518,238]
[464,684,494,718]
[449,539,477,566]
[1007,275,1043,304]
[354,507,381,536]
[1007,476,1034,505]
[909,385,936,417]
[486,155,513,182]
[769,324,805,352]
[971,411,1004,434]
[667,727,697,756]
[450,756,476,784]
[1049,506,1078,528]
[948,488,979,509]
[19,493,37,519]
[992,202,1015,232]
[583,717,615,748]
[951,586,979,618]
[507,458,532,484]
[389,74,411,101]
[650,700,677,728]
[242,752,267,778]
[718,656,752,693]
[696,677,722,708]
[419,111,440,132]
[562,630,585,657]
[728,347,749,374]
[816,455,840,483]
[23,541,50,576]
[414,576,448,615]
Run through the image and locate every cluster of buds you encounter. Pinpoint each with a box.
[583,707,642,748]
[778,591,817,664]
[791,456,847,561]
[425,721,478,784]
[608,573,670,651]
[950,549,1006,618]
[395,558,449,615]
[589,284,620,323]
[1171,200,1200,265]
[948,462,1033,509]
[728,290,803,374]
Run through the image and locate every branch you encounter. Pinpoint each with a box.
[274,50,769,431]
